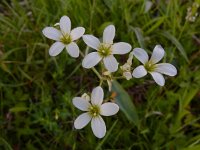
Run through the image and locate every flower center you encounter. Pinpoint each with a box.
[98,43,112,57]
[60,34,72,45]
[88,105,100,117]
[144,61,156,72]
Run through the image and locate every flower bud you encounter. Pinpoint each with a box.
[81,93,90,101]
[123,72,132,80]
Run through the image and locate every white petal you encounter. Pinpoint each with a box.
[82,52,102,68]
[91,86,104,105]
[91,116,106,138]
[82,35,100,50]
[66,42,79,58]
[74,113,91,129]
[60,16,71,34]
[100,103,119,116]
[150,72,165,86]
[70,27,85,41]
[103,25,115,44]
[145,1,153,13]
[49,42,65,56]
[149,45,165,64]
[72,97,91,111]
[132,65,147,78]
[132,48,149,64]
[42,27,62,41]
[112,42,132,54]
[155,63,177,76]
[103,55,118,72]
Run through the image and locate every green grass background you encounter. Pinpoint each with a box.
[0,0,200,149]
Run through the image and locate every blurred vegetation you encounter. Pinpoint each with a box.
[0,0,200,149]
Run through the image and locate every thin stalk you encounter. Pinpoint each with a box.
[113,76,125,79]
[91,67,102,80]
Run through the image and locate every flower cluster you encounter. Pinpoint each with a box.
[120,53,134,80]
[42,15,177,138]
[185,2,199,22]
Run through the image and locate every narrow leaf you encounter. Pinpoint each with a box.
[160,31,189,62]
[9,106,28,112]
[145,17,166,34]
[112,80,139,126]
[182,145,200,150]
[130,26,146,49]
[0,137,13,150]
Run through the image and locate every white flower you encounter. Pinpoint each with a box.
[42,16,85,57]
[73,86,119,138]
[132,45,177,86]
[82,25,132,72]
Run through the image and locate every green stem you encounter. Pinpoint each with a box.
[79,50,85,58]
[85,46,89,55]
[113,76,125,79]
[99,79,103,86]
[92,67,102,80]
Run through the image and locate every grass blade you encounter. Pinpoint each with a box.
[0,137,13,150]
[160,31,189,62]
[130,26,146,49]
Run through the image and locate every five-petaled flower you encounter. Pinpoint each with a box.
[82,25,132,72]
[132,45,177,86]
[42,16,85,57]
[73,86,119,138]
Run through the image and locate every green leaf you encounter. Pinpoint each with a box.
[182,145,200,150]
[112,80,139,126]
[95,120,118,150]
[0,137,13,150]
[9,106,28,112]
[171,86,199,133]
[130,26,146,49]
[160,31,189,62]
[145,16,166,34]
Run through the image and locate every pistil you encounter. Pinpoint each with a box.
[60,34,72,45]
[98,43,112,57]
[88,105,100,117]
[144,61,156,72]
